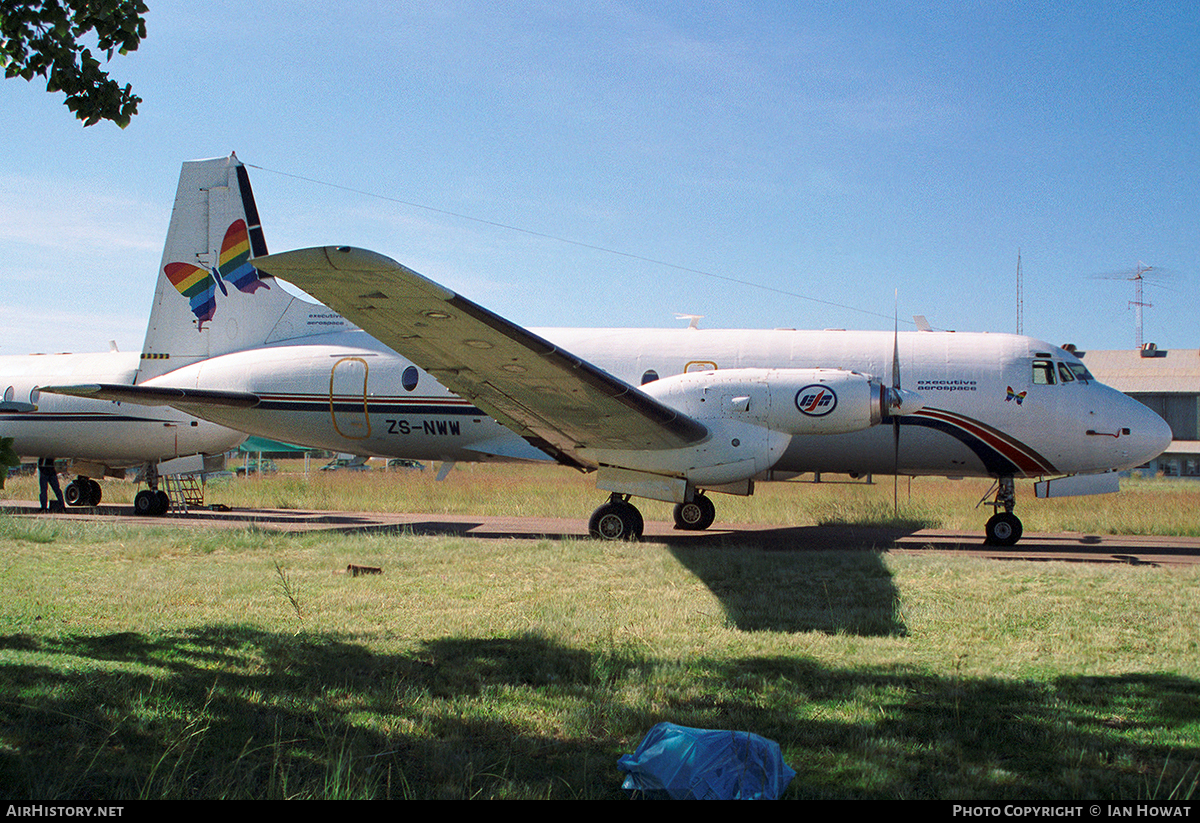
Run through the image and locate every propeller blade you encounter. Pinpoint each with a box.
[893,291,900,516]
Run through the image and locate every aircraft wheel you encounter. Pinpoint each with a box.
[673,495,716,531]
[134,490,158,516]
[985,512,1023,546]
[155,490,171,515]
[87,479,102,506]
[64,480,85,507]
[588,500,644,541]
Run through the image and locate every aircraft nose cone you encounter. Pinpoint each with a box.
[1136,403,1173,465]
[1111,394,1172,470]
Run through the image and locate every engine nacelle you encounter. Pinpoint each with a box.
[763,369,889,435]
[580,367,909,499]
[641,367,889,436]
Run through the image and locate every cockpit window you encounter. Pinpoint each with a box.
[1057,363,1076,383]
[1066,363,1093,383]
[1032,360,1056,385]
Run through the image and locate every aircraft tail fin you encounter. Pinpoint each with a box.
[138,154,353,381]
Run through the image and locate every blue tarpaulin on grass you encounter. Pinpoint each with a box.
[617,722,796,800]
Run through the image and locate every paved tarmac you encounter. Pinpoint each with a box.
[3,499,1198,567]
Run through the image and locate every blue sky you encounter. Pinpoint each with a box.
[2,1,1197,356]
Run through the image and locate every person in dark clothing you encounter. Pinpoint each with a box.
[38,457,64,512]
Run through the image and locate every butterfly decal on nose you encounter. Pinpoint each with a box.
[164,220,270,331]
[1005,386,1027,405]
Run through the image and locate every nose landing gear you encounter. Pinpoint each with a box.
[132,463,170,516]
[134,488,170,516]
[982,477,1023,546]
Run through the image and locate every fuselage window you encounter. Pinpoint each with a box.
[29,387,40,403]
[401,365,419,392]
[641,370,659,385]
[1032,360,1056,385]
[1057,363,1076,383]
[3,386,12,403]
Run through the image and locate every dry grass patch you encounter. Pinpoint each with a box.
[6,465,1199,537]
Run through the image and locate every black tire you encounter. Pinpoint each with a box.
[134,490,157,516]
[155,490,170,516]
[588,501,643,540]
[985,512,1023,546]
[623,502,644,539]
[87,479,102,506]
[64,481,84,507]
[672,495,716,531]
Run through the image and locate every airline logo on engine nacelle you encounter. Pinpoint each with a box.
[795,385,837,417]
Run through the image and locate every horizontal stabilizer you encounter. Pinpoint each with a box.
[41,383,260,409]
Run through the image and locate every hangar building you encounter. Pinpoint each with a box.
[1076,344,1200,477]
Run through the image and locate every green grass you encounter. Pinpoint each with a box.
[0,484,1198,799]
[8,464,1199,536]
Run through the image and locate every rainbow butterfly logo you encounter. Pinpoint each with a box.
[1005,386,1027,405]
[163,220,270,331]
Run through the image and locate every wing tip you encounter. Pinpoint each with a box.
[255,246,455,301]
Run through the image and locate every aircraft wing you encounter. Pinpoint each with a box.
[254,247,708,467]
[41,384,261,410]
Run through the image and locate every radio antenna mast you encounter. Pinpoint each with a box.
[1016,249,1023,335]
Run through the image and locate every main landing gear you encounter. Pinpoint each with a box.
[587,491,719,540]
[982,476,1023,546]
[588,494,644,540]
[64,476,102,507]
[672,493,715,531]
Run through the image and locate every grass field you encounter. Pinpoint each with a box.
[10,461,1200,535]
[0,467,1198,799]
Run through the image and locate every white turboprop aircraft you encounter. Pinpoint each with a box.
[46,155,1171,543]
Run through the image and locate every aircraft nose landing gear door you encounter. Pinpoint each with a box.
[330,357,370,440]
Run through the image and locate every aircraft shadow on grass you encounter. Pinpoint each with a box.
[0,627,1197,799]
[47,503,915,637]
[665,544,905,636]
[296,518,914,636]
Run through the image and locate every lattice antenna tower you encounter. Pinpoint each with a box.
[1091,262,1165,349]
[1130,262,1153,349]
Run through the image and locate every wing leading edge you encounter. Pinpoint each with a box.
[253,246,708,467]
